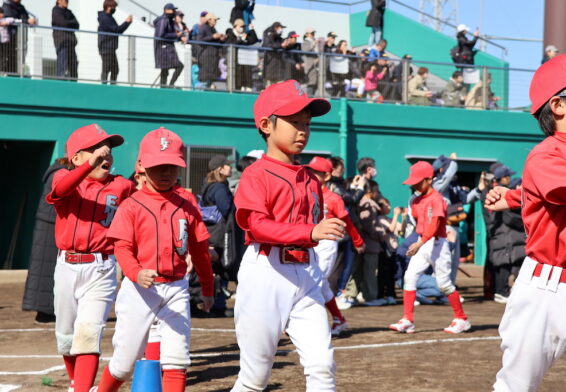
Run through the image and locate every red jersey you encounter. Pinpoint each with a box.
[173,185,200,215]
[235,155,323,247]
[46,163,135,254]
[504,188,522,209]
[107,186,213,294]
[411,189,447,239]
[521,133,566,267]
[322,187,364,248]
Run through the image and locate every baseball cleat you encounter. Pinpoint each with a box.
[68,380,74,392]
[389,318,415,333]
[331,317,348,336]
[443,318,471,333]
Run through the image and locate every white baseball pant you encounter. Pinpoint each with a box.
[53,251,117,355]
[109,277,191,380]
[315,239,339,303]
[231,243,336,392]
[493,257,566,392]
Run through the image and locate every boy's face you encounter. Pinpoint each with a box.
[413,177,432,194]
[144,164,180,192]
[264,110,312,157]
[72,140,113,181]
[332,163,344,178]
[310,169,330,184]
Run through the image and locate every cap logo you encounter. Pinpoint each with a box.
[160,137,169,151]
[94,124,104,134]
[294,81,305,96]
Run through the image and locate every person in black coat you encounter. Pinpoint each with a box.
[456,24,479,66]
[282,31,304,82]
[22,160,66,323]
[196,12,226,88]
[3,0,36,74]
[52,0,79,80]
[262,21,287,85]
[225,18,258,91]
[366,0,385,46]
[97,0,132,84]
[153,3,186,88]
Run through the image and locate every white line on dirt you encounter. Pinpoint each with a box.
[0,327,236,333]
[0,385,21,392]
[0,335,501,375]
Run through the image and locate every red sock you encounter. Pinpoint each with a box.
[73,354,100,392]
[447,291,467,320]
[63,355,76,382]
[162,369,186,392]
[403,290,417,322]
[325,299,345,322]
[145,341,161,361]
[96,366,124,392]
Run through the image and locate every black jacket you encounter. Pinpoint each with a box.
[97,11,130,54]
[52,6,79,48]
[365,0,386,28]
[262,27,285,81]
[488,208,526,267]
[3,0,29,36]
[153,14,182,69]
[457,32,478,64]
[230,0,255,24]
[225,28,258,46]
[196,23,222,82]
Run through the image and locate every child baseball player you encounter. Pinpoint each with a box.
[95,128,214,392]
[389,161,470,334]
[306,156,365,336]
[486,54,566,391]
[232,80,346,391]
[46,124,135,392]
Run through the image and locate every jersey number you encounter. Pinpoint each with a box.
[176,219,188,256]
[100,195,118,227]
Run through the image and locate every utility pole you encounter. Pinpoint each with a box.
[419,0,459,33]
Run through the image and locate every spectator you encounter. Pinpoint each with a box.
[174,10,189,42]
[189,10,207,41]
[21,159,66,324]
[366,0,386,47]
[225,18,258,91]
[368,38,387,61]
[229,0,255,33]
[329,39,350,97]
[375,198,400,305]
[196,12,226,88]
[542,44,559,64]
[302,27,320,96]
[52,0,79,80]
[391,53,413,101]
[262,21,286,85]
[465,72,500,110]
[357,156,377,180]
[364,62,386,101]
[97,0,132,85]
[408,66,433,106]
[375,53,395,100]
[348,48,369,97]
[3,0,36,74]
[0,6,17,73]
[154,3,186,88]
[323,31,337,53]
[283,31,304,81]
[441,70,467,107]
[455,24,479,66]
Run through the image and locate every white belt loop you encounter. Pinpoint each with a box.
[537,264,552,290]
[547,266,563,293]
[518,257,537,283]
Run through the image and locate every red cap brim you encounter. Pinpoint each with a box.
[140,155,187,169]
[402,174,425,185]
[274,97,331,118]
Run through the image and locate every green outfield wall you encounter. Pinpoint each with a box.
[0,78,539,269]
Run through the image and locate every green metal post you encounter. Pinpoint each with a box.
[339,97,348,173]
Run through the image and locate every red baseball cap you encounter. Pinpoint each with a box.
[65,123,124,158]
[253,80,331,128]
[403,161,434,185]
[139,127,186,169]
[530,54,566,115]
[307,156,333,173]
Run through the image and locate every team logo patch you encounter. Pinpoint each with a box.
[94,123,104,134]
[160,137,169,151]
[294,81,305,96]
[100,195,118,227]
[176,219,188,255]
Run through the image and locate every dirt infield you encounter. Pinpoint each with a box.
[1,266,565,392]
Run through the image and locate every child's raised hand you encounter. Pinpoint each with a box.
[137,269,158,288]
[311,218,345,242]
[88,145,111,167]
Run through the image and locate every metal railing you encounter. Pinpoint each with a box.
[0,24,534,111]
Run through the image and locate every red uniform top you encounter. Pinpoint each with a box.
[520,133,566,267]
[235,155,323,247]
[504,188,522,209]
[46,161,136,254]
[322,187,364,248]
[108,186,214,296]
[411,189,447,240]
[173,185,200,214]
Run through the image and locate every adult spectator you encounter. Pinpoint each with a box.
[225,18,257,91]
[391,53,413,101]
[22,160,66,324]
[0,6,18,73]
[368,38,387,61]
[329,39,350,97]
[455,24,479,66]
[375,197,400,305]
[542,44,559,64]
[357,156,377,180]
[366,0,386,47]
[196,12,226,88]
[441,70,467,107]
[189,10,207,41]
[375,53,395,100]
[262,21,286,85]
[154,3,186,88]
[174,10,189,42]
[229,0,255,32]
[465,72,500,110]
[408,66,432,106]
[52,0,79,80]
[323,31,337,53]
[302,27,320,96]
[283,31,304,81]
[3,0,36,74]
[97,0,132,85]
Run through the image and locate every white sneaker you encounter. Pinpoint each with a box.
[68,380,74,392]
[494,293,508,304]
[444,318,471,333]
[389,318,415,333]
[336,292,355,310]
[330,317,348,336]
